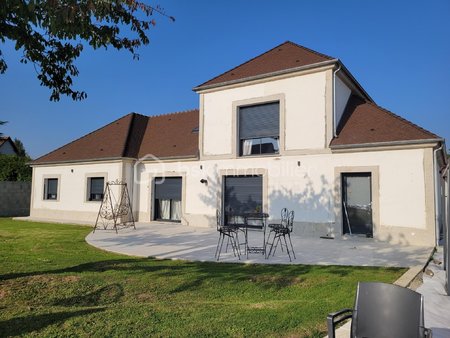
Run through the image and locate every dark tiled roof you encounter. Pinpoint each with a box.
[0,136,9,147]
[138,109,199,159]
[32,110,199,164]
[0,136,19,154]
[33,113,141,163]
[331,95,440,147]
[196,41,335,89]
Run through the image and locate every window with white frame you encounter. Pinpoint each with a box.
[44,178,58,200]
[87,177,105,201]
[239,102,280,156]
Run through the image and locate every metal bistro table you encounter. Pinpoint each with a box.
[242,213,269,258]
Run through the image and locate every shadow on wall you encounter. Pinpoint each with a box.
[269,174,335,224]
[198,164,222,215]
[197,165,336,227]
[195,165,417,246]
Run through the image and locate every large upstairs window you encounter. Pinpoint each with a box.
[239,102,280,156]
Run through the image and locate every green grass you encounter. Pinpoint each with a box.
[0,218,406,337]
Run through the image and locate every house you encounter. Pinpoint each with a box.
[29,41,448,247]
[0,136,19,155]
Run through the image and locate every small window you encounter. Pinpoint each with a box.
[44,178,58,200]
[239,102,280,156]
[88,177,105,201]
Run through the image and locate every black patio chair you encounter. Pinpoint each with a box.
[215,209,241,261]
[267,210,296,261]
[266,208,289,252]
[327,282,432,338]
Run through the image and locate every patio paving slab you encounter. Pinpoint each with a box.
[416,247,450,338]
[86,222,432,267]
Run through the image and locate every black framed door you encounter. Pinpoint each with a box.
[153,177,182,222]
[342,173,373,237]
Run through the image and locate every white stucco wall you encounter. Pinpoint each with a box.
[334,75,352,127]
[29,146,434,246]
[132,147,433,245]
[202,70,328,156]
[30,161,123,222]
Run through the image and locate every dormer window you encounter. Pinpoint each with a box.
[239,102,280,156]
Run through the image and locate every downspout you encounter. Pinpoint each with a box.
[434,144,443,246]
[131,160,135,220]
[333,63,342,137]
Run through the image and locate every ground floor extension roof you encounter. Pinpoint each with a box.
[32,109,199,164]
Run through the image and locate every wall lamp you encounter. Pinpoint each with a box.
[200,179,208,185]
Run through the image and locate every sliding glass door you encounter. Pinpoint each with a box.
[153,177,182,222]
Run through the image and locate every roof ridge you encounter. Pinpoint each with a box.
[150,109,199,118]
[196,41,336,89]
[129,112,148,118]
[365,101,441,139]
[196,41,295,88]
[286,40,335,61]
[122,113,139,157]
[33,113,135,162]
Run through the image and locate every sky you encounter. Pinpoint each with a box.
[0,0,449,159]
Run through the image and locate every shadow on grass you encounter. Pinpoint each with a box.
[53,284,124,307]
[0,257,402,293]
[0,307,105,337]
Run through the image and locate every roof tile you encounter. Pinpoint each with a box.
[32,110,199,164]
[196,41,334,88]
[331,95,440,147]
[138,110,199,159]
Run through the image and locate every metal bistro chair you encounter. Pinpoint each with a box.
[266,208,289,254]
[215,209,241,261]
[267,210,296,261]
[327,282,432,338]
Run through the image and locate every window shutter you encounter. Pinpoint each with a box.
[239,102,279,139]
[154,177,182,200]
[224,176,263,214]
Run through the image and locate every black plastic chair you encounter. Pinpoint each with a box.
[267,210,295,261]
[327,282,432,338]
[215,209,240,261]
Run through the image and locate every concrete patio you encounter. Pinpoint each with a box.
[85,222,449,338]
[86,222,432,267]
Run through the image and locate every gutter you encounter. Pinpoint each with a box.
[28,157,136,167]
[333,64,342,137]
[137,155,199,162]
[434,143,444,246]
[330,138,443,150]
[29,154,200,167]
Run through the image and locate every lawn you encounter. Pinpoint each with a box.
[0,219,406,337]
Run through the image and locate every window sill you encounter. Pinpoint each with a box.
[238,153,280,159]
